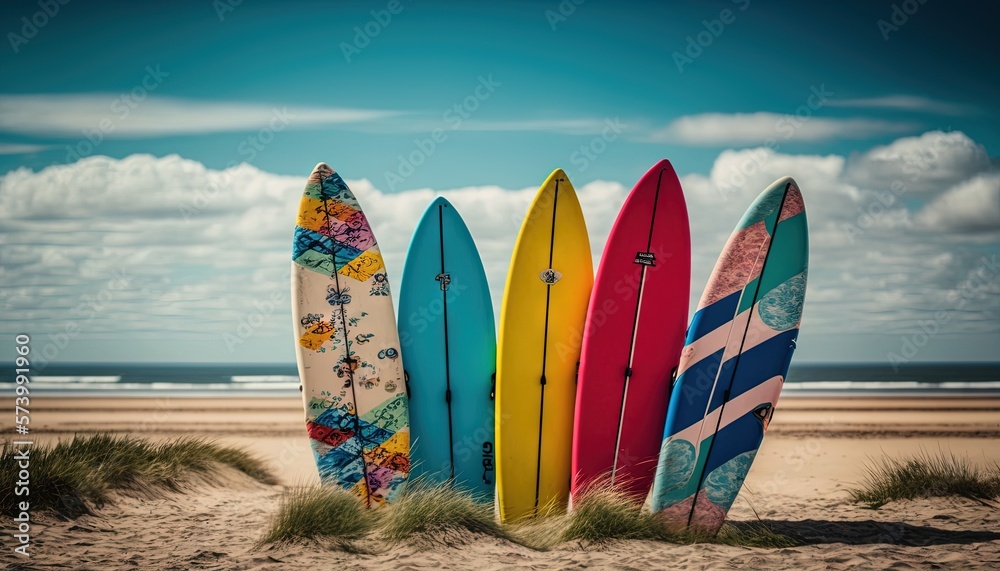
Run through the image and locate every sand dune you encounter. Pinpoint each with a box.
[2,396,998,569]
[7,480,999,570]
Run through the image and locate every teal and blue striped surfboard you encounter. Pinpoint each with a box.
[649,177,808,534]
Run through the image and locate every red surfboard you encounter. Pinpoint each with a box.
[571,160,691,503]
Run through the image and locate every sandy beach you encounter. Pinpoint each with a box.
[4,395,1000,570]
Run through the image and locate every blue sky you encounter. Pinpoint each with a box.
[0,0,998,365]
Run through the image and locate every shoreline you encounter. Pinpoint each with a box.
[10,396,1000,437]
[14,388,1000,399]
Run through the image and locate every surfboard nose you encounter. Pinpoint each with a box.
[641,159,678,185]
[428,195,453,209]
[651,158,674,171]
[308,162,334,184]
[769,176,796,189]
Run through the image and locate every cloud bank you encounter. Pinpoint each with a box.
[651,112,916,146]
[0,94,400,138]
[1,130,997,363]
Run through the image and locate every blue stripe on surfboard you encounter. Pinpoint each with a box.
[314,403,395,447]
[664,291,743,436]
[315,436,366,487]
[292,226,364,268]
[701,328,799,415]
[725,328,799,402]
[667,301,801,439]
[683,323,801,520]
[696,329,799,476]
[688,289,742,341]
[692,394,772,515]
[702,410,764,477]
[666,347,727,436]
[668,328,798,438]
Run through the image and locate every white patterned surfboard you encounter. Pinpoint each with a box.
[291,163,409,506]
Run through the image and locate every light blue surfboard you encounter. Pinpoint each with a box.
[398,197,496,499]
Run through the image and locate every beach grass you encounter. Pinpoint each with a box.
[379,481,507,541]
[261,480,507,547]
[850,449,1000,508]
[258,481,796,550]
[545,487,794,548]
[557,488,675,543]
[0,433,275,518]
[260,486,373,544]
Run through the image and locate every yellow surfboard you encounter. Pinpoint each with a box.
[496,169,594,522]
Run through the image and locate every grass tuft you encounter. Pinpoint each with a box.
[260,486,372,544]
[511,484,795,549]
[560,488,673,544]
[259,481,506,549]
[850,449,1000,508]
[378,481,506,541]
[0,433,275,518]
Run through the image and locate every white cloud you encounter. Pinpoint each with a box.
[707,148,858,206]
[674,141,999,340]
[0,94,399,138]
[827,95,972,115]
[0,143,50,155]
[0,93,629,140]
[1,132,998,363]
[650,112,915,146]
[917,173,1000,234]
[844,131,992,195]
[0,154,629,354]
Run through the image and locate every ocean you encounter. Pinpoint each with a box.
[3,362,1000,397]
